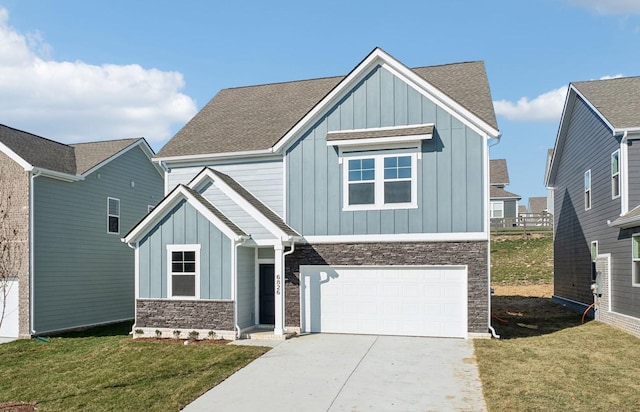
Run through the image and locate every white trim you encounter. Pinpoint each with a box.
[282,154,288,223]
[584,169,592,211]
[484,143,489,236]
[167,244,201,299]
[590,240,598,262]
[82,139,162,178]
[154,149,275,165]
[272,48,498,154]
[611,149,621,200]
[327,135,431,148]
[489,201,504,218]
[33,167,83,182]
[134,245,139,324]
[621,134,629,214]
[303,232,488,243]
[107,197,120,234]
[572,86,616,132]
[0,141,33,171]
[632,235,640,287]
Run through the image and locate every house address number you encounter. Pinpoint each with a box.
[276,274,281,295]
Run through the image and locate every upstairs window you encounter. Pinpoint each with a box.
[107,197,120,234]
[490,201,504,218]
[633,235,640,286]
[612,150,620,199]
[168,245,200,298]
[584,170,591,210]
[343,152,417,211]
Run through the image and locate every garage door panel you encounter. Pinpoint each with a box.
[301,266,467,338]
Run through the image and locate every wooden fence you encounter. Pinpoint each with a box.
[490,213,553,235]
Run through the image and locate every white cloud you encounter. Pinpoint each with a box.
[493,86,568,122]
[494,74,624,123]
[0,7,196,145]
[568,0,640,15]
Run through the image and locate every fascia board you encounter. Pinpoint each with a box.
[82,139,162,177]
[546,86,576,187]
[0,141,33,171]
[327,134,432,148]
[154,149,275,165]
[34,167,83,182]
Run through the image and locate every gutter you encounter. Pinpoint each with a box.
[29,170,41,335]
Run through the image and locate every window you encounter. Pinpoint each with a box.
[167,245,200,298]
[584,170,591,210]
[107,197,120,234]
[612,150,620,199]
[591,240,598,281]
[343,152,417,210]
[490,201,504,218]
[633,235,640,286]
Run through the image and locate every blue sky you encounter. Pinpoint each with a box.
[1,0,640,205]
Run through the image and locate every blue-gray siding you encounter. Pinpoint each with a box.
[504,199,517,218]
[553,96,640,318]
[166,160,283,216]
[236,247,255,328]
[33,146,163,333]
[137,200,233,300]
[286,65,485,236]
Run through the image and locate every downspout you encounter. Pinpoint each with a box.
[487,135,501,339]
[280,239,297,334]
[29,170,41,335]
[125,242,137,330]
[621,131,629,215]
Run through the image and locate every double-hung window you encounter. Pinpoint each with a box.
[584,170,591,210]
[490,201,504,218]
[633,236,640,287]
[167,245,200,299]
[612,150,620,199]
[343,151,417,210]
[107,197,120,234]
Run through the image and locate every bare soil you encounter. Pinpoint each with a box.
[0,402,36,412]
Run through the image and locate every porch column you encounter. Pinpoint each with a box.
[273,243,285,336]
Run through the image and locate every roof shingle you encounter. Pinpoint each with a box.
[573,77,640,129]
[490,159,509,185]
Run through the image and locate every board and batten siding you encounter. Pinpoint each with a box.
[166,160,283,216]
[286,65,485,236]
[553,96,640,318]
[137,200,233,300]
[32,146,163,334]
[236,247,256,329]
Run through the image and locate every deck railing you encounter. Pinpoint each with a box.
[490,213,553,234]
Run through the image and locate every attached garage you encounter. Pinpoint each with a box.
[300,265,468,338]
[0,279,19,338]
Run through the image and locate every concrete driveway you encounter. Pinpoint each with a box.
[182,334,487,411]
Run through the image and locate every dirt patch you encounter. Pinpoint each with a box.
[0,402,36,412]
[492,284,553,297]
[126,338,231,345]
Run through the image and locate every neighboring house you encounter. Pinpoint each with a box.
[528,197,548,215]
[518,205,527,216]
[546,76,640,337]
[489,159,521,220]
[123,48,501,340]
[545,149,555,215]
[0,124,163,338]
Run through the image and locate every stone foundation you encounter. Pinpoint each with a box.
[136,299,234,331]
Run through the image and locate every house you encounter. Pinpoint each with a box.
[528,197,548,215]
[489,159,521,221]
[123,48,501,340]
[546,76,640,337]
[0,124,163,338]
[518,205,527,216]
[545,149,555,215]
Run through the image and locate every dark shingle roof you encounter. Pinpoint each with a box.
[490,159,509,185]
[207,168,300,237]
[157,59,498,159]
[0,124,144,176]
[490,186,521,199]
[326,125,433,141]
[573,77,640,129]
[182,185,248,237]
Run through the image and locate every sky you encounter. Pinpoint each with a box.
[1,0,640,205]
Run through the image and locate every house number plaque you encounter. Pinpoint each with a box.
[276,274,281,295]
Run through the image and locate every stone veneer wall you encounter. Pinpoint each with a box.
[136,299,234,330]
[284,241,489,334]
[0,151,30,338]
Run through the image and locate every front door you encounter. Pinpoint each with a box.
[259,264,275,324]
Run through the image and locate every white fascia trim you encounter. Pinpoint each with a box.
[572,86,616,132]
[327,134,432,147]
[546,87,576,187]
[0,141,33,170]
[273,48,498,154]
[303,232,489,243]
[154,149,275,165]
[613,127,640,135]
[34,167,83,182]
[189,168,292,240]
[123,185,246,243]
[83,139,163,178]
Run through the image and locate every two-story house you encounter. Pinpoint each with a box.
[489,159,521,223]
[546,76,640,337]
[123,48,501,340]
[0,124,163,338]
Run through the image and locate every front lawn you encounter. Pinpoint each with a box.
[0,322,269,411]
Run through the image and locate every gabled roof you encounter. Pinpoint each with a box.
[490,186,521,200]
[518,205,527,215]
[528,197,547,214]
[489,159,510,186]
[123,184,248,244]
[0,123,157,179]
[609,205,640,229]
[156,48,499,160]
[572,77,640,130]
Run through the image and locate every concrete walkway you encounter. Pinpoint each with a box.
[182,334,487,411]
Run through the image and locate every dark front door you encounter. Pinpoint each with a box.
[259,264,275,324]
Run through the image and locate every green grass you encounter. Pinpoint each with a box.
[491,234,553,285]
[0,322,269,411]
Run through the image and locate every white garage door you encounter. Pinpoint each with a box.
[0,279,19,338]
[300,266,467,338]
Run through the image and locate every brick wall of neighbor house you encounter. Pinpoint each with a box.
[284,241,489,333]
[135,299,234,330]
[0,151,30,337]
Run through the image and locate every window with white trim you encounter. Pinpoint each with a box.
[612,150,620,199]
[342,151,417,210]
[584,170,591,210]
[167,245,200,298]
[490,201,504,218]
[633,235,640,286]
[107,197,120,234]
[591,240,598,281]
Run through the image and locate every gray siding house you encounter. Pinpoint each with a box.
[124,48,501,339]
[0,124,163,338]
[547,76,640,337]
[489,159,521,220]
